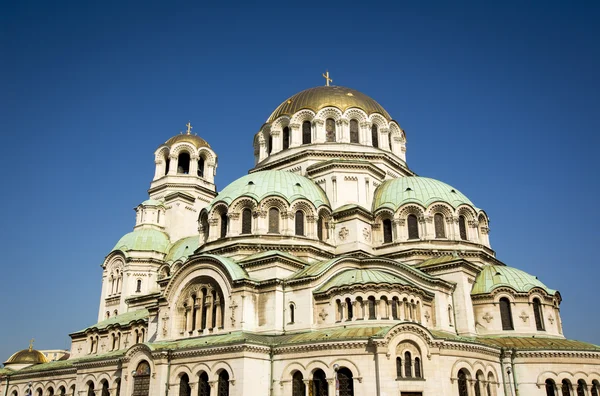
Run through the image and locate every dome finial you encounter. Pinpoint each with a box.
[29,338,34,352]
[322,70,333,86]
[185,121,193,135]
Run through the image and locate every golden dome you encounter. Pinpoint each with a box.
[162,133,210,149]
[267,86,392,123]
[4,348,48,365]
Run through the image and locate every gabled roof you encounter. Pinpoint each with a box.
[314,268,417,293]
[74,309,148,334]
[471,265,555,295]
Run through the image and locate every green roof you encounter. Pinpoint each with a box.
[76,309,149,333]
[207,170,330,211]
[198,254,250,281]
[237,250,307,265]
[112,229,170,254]
[166,236,200,263]
[474,336,600,351]
[315,268,415,293]
[471,265,555,295]
[373,176,476,211]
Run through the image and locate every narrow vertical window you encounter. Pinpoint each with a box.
[391,297,399,319]
[533,298,545,331]
[368,296,376,319]
[396,357,402,378]
[326,118,336,142]
[268,207,279,233]
[337,367,354,396]
[591,381,599,396]
[459,215,467,240]
[345,297,353,320]
[136,280,142,292]
[457,369,469,396]
[268,134,273,154]
[198,372,210,396]
[179,374,191,396]
[312,369,327,396]
[350,119,359,143]
[217,370,230,396]
[317,215,324,241]
[404,352,412,378]
[292,371,305,396]
[289,304,295,324]
[198,157,205,177]
[383,218,393,243]
[434,213,446,238]
[414,357,421,378]
[499,297,514,330]
[302,121,311,144]
[546,379,557,396]
[407,214,419,239]
[577,380,586,396]
[220,212,228,238]
[388,131,393,152]
[283,126,290,150]
[562,380,572,396]
[295,211,304,236]
[241,208,252,234]
[371,124,379,148]
[177,152,190,174]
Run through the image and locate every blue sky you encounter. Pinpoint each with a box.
[1,1,599,361]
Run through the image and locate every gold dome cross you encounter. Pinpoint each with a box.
[322,70,333,86]
[186,121,193,135]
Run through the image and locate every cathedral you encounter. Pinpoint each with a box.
[2,78,599,396]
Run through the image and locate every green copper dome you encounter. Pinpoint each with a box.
[315,268,416,293]
[373,176,476,211]
[112,229,170,254]
[207,170,330,211]
[165,236,200,263]
[471,265,556,295]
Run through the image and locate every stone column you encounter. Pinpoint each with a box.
[340,301,346,322]
[168,155,177,175]
[215,298,222,329]
[186,307,193,334]
[194,298,203,334]
[189,155,198,176]
[360,121,372,145]
[206,161,216,183]
[314,119,325,143]
[289,123,301,147]
[337,119,349,142]
[205,289,214,331]
[396,219,406,241]
[271,130,282,154]
[380,127,390,150]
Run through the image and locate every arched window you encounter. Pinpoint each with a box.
[499,297,514,330]
[217,370,230,396]
[48,388,55,396]
[198,372,210,396]
[289,304,295,324]
[101,381,109,396]
[396,357,402,378]
[350,119,359,143]
[383,218,393,243]
[136,279,142,293]
[337,367,354,396]
[198,157,205,177]
[295,211,304,236]
[241,208,252,234]
[391,297,399,319]
[448,304,453,325]
[115,379,121,396]
[577,380,587,396]
[133,361,151,396]
[336,299,343,322]
[404,351,412,378]
[457,369,469,396]
[533,298,545,331]
[326,118,336,142]
[268,134,273,154]
[86,383,94,396]
[592,381,599,396]
[220,212,228,238]
[179,374,191,396]
[283,126,290,150]
[371,124,379,148]
[292,371,305,396]
[177,152,190,174]
[562,379,572,396]
[268,207,280,233]
[312,369,328,396]
[475,371,484,396]
[388,131,393,152]
[407,214,419,239]
[546,379,557,396]
[345,297,353,321]
[59,386,66,396]
[318,215,324,241]
[434,213,446,238]
[487,374,493,396]
[302,121,311,144]
[459,215,467,240]
[368,296,376,319]
[414,357,421,378]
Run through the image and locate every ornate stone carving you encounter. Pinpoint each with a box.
[519,312,529,322]
[319,309,328,321]
[362,227,371,242]
[483,312,493,323]
[338,227,349,240]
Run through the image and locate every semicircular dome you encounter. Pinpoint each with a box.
[112,229,170,254]
[315,268,416,293]
[267,86,392,123]
[4,349,48,365]
[161,133,210,149]
[207,170,330,210]
[373,176,476,212]
[471,265,556,295]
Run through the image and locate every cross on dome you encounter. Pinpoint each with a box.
[186,121,193,135]
[322,70,332,86]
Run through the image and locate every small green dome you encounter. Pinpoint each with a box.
[373,176,475,211]
[165,236,200,263]
[471,265,556,295]
[315,268,415,293]
[112,229,170,254]
[207,170,330,211]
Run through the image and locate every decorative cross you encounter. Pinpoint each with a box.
[424,311,431,323]
[162,312,170,336]
[186,121,192,135]
[230,302,238,327]
[322,70,332,86]
[29,338,35,351]
[519,312,529,322]
[338,227,349,240]
[100,343,106,351]
[123,334,129,348]
[482,312,493,323]
[77,346,82,353]
[548,315,555,324]
[319,309,328,321]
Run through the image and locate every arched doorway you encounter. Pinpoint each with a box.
[133,361,151,396]
[338,367,354,396]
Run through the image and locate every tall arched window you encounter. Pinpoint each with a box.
[115,379,121,396]
[48,387,55,396]
[268,134,273,154]
[577,380,587,396]
[295,211,304,236]
[414,357,422,378]
[391,297,399,319]
[350,119,359,143]
[292,371,305,396]
[371,125,379,148]
[475,371,484,396]
[318,215,324,241]
[562,379,572,396]
[133,361,151,396]
[283,126,290,150]
[499,297,514,330]
[87,384,94,396]
[457,369,469,396]
[592,381,599,396]
[396,356,402,378]
[177,152,190,174]
[368,296,376,319]
[241,208,252,234]
[326,118,336,142]
[217,370,230,396]
[179,374,191,396]
[459,215,468,240]
[546,379,557,396]
[404,351,412,378]
[59,386,66,396]
[337,367,354,396]
[302,121,311,144]
[383,218,393,243]
[434,213,446,238]
[312,369,328,396]
[220,212,228,238]
[345,297,353,321]
[198,157,205,177]
[198,372,210,396]
[268,207,280,233]
[407,214,419,239]
[136,279,142,292]
[289,304,295,324]
[533,298,545,331]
